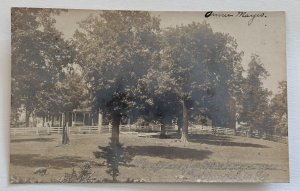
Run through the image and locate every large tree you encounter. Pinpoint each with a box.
[150,22,243,141]
[271,81,288,136]
[35,69,88,122]
[74,11,160,145]
[239,55,272,136]
[137,67,180,137]
[11,8,74,126]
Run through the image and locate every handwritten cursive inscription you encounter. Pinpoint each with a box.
[205,11,267,26]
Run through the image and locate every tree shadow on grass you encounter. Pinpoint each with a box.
[126,146,213,160]
[93,142,212,182]
[189,134,269,148]
[11,138,55,143]
[93,142,134,182]
[147,133,268,148]
[10,154,87,169]
[149,132,181,139]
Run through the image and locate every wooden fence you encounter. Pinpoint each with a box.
[10,124,162,136]
[189,125,235,135]
[10,124,287,144]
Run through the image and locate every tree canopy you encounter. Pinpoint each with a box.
[238,55,273,135]
[11,9,287,143]
[139,22,244,140]
[11,8,75,126]
[73,11,161,144]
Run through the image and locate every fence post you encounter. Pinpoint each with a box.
[98,112,102,133]
[47,126,50,134]
[61,113,65,134]
[109,123,112,133]
[89,126,91,134]
[78,126,81,133]
[14,128,16,136]
[36,127,39,135]
[128,117,131,132]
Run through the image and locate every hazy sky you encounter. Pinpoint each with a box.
[54,10,286,94]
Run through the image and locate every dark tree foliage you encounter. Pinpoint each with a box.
[239,55,273,136]
[11,8,75,126]
[271,81,288,136]
[140,22,244,141]
[74,11,160,145]
[11,9,285,145]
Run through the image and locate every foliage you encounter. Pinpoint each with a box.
[139,22,244,139]
[74,11,160,115]
[10,176,41,184]
[11,9,287,140]
[238,55,272,135]
[11,8,75,124]
[35,71,88,117]
[74,11,161,144]
[60,162,96,183]
[270,81,288,135]
[94,142,133,182]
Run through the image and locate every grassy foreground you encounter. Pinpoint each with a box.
[10,133,289,183]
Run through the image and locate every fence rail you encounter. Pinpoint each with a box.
[9,124,162,135]
[10,124,287,144]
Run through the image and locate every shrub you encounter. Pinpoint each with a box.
[60,162,97,183]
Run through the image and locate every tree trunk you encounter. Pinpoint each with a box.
[42,116,45,127]
[51,116,54,127]
[59,115,62,127]
[111,112,121,146]
[127,116,131,131]
[181,100,189,142]
[177,116,183,133]
[228,97,237,135]
[32,112,36,127]
[25,109,31,127]
[62,113,70,145]
[248,126,254,137]
[233,127,237,136]
[160,123,167,138]
[45,115,48,126]
[98,112,103,132]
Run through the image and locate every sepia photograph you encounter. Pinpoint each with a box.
[10,8,288,183]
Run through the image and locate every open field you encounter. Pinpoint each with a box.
[10,133,289,183]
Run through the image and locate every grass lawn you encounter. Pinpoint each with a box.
[10,132,289,183]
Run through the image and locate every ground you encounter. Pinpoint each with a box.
[10,132,289,183]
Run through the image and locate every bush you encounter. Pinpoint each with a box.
[10,176,41,184]
[60,162,97,183]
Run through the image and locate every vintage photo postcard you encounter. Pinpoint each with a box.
[10,8,288,183]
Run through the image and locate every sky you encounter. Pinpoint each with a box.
[54,10,286,94]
